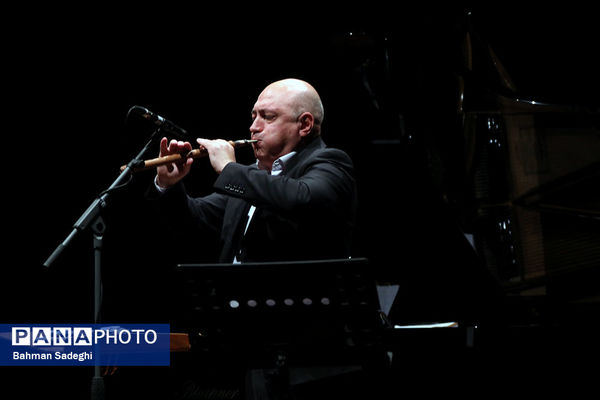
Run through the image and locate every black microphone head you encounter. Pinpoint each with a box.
[129,105,149,117]
[129,105,149,115]
[127,105,187,139]
[129,105,164,124]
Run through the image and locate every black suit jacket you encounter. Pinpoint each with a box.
[153,136,357,263]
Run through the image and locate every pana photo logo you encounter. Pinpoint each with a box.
[1,324,170,366]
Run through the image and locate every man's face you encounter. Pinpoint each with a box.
[249,86,301,170]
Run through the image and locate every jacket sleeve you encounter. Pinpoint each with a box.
[148,181,228,235]
[212,148,356,214]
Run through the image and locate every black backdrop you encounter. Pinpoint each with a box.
[4,4,600,318]
[2,5,599,398]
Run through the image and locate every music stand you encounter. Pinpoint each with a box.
[174,258,383,368]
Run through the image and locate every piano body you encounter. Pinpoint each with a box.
[457,13,600,317]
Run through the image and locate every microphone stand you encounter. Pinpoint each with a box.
[43,128,162,400]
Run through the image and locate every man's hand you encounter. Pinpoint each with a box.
[155,137,194,189]
[196,138,236,174]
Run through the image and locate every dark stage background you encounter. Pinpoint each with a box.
[2,5,599,399]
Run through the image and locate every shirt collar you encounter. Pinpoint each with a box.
[273,151,297,171]
[257,151,297,176]
[256,151,297,175]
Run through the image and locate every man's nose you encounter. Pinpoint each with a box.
[250,118,262,135]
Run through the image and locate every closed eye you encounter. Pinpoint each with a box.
[251,108,278,122]
[263,112,276,121]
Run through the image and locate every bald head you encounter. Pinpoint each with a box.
[261,78,324,135]
[250,79,326,170]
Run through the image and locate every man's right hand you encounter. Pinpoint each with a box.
[155,137,194,189]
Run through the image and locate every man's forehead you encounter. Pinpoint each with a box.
[252,102,279,114]
[252,91,284,113]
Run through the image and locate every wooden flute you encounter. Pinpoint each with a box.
[120,139,257,172]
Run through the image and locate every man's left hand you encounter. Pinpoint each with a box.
[196,138,236,174]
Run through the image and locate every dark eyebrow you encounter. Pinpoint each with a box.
[252,108,278,117]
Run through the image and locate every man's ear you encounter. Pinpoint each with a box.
[297,112,315,137]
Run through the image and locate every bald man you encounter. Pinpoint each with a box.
[151,78,357,263]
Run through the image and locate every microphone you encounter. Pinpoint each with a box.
[128,105,188,138]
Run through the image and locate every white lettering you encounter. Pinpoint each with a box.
[145,330,157,344]
[119,330,131,344]
[54,351,93,362]
[54,327,71,346]
[32,328,52,346]
[105,329,118,344]
[131,329,144,344]
[94,329,106,343]
[73,328,92,346]
[12,351,52,360]
[12,328,30,346]
[9,326,162,347]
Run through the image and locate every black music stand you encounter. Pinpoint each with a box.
[174,258,385,398]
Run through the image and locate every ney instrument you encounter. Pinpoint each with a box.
[120,139,257,172]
